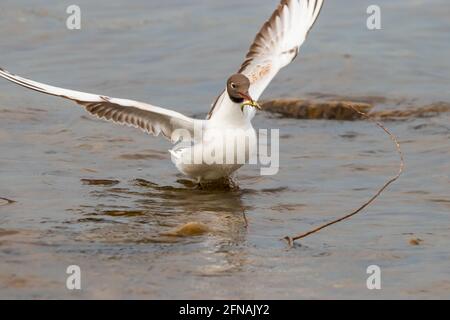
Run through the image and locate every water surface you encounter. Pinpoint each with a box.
[0,0,449,299]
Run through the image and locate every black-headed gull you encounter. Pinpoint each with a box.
[0,0,324,182]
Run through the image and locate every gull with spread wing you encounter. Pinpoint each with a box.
[0,0,324,182]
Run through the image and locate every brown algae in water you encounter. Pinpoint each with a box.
[162,222,211,237]
[409,238,424,246]
[0,197,16,206]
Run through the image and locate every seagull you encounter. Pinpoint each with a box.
[0,0,324,183]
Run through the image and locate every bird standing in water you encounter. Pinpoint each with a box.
[0,0,324,183]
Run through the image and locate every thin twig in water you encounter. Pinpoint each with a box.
[284,105,405,247]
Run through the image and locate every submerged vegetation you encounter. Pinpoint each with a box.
[262,98,450,120]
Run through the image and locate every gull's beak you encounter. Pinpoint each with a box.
[239,92,262,112]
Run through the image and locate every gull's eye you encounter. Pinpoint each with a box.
[230,83,236,89]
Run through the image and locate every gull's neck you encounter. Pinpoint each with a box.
[209,91,255,128]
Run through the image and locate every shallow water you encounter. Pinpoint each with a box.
[0,0,449,299]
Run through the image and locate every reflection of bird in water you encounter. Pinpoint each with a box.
[0,0,324,184]
[77,178,249,246]
[73,178,254,275]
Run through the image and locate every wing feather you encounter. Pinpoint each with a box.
[207,0,324,119]
[239,0,324,101]
[0,68,200,142]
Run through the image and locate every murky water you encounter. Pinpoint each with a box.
[1,0,449,299]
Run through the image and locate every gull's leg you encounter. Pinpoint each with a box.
[195,177,205,190]
[242,208,248,229]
